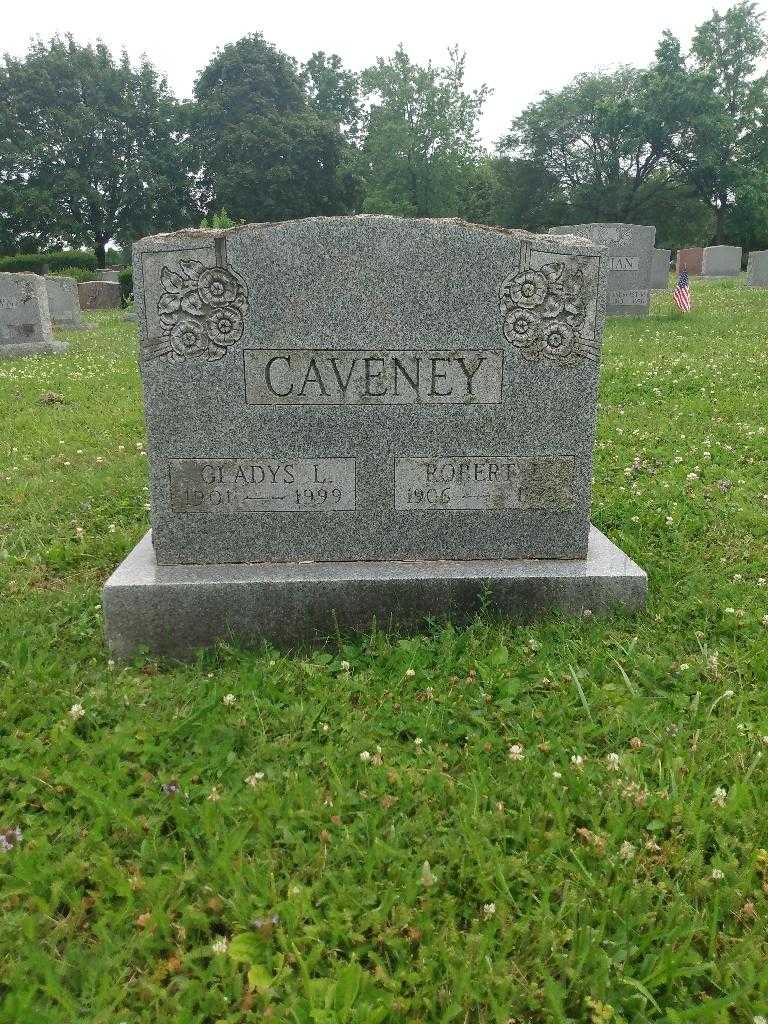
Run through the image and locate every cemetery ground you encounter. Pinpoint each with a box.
[0,279,767,1024]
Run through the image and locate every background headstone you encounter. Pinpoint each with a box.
[0,272,67,358]
[702,245,742,277]
[676,247,704,275]
[45,275,84,329]
[746,250,768,287]
[651,249,671,289]
[96,269,121,283]
[548,223,655,316]
[104,216,646,655]
[78,280,121,309]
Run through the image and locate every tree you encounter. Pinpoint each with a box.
[659,2,768,243]
[0,36,196,265]
[502,65,686,223]
[193,34,357,223]
[301,51,361,141]
[460,156,569,231]
[358,46,489,217]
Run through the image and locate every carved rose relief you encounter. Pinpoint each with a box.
[499,260,597,367]
[152,260,249,363]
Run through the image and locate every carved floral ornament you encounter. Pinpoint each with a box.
[499,260,598,367]
[152,260,249,362]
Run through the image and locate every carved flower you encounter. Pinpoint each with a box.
[204,306,244,347]
[540,290,565,318]
[169,317,207,357]
[158,292,181,317]
[503,308,542,347]
[180,289,206,316]
[504,270,548,309]
[198,268,239,307]
[540,321,576,359]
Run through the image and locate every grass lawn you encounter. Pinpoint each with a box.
[1,277,767,1023]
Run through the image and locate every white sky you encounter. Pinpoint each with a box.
[1,0,753,147]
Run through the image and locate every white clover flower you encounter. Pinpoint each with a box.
[552,771,563,779]
[606,753,620,771]
[686,472,699,481]
[404,668,416,678]
[711,786,727,808]
[69,703,85,721]
[359,750,371,763]
[211,937,229,954]
[570,754,585,769]
[222,693,236,706]
[710,867,725,881]
[414,737,423,748]
[482,902,496,920]
[508,744,525,761]
[340,660,351,671]
[619,841,636,862]
[245,773,265,786]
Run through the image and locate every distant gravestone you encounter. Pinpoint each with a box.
[45,275,84,329]
[702,245,742,278]
[746,250,768,287]
[0,272,67,358]
[78,281,121,309]
[96,269,121,283]
[548,223,655,316]
[103,216,646,657]
[651,249,671,289]
[676,247,704,275]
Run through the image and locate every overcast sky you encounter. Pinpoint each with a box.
[2,0,753,146]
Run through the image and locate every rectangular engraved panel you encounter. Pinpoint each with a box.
[608,289,649,306]
[243,349,504,406]
[608,256,640,272]
[169,458,356,514]
[394,456,576,511]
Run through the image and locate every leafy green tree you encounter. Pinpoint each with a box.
[193,34,357,223]
[301,51,361,141]
[358,46,489,217]
[659,2,768,243]
[460,156,568,231]
[0,36,196,265]
[502,65,686,223]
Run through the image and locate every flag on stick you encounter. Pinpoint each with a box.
[673,267,691,313]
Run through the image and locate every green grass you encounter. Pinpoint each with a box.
[1,279,767,1023]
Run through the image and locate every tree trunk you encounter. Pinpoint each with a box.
[712,203,726,245]
[94,238,107,269]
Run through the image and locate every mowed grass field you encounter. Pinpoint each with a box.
[0,277,767,1024]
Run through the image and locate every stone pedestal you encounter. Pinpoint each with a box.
[651,249,671,289]
[676,247,703,275]
[746,250,768,287]
[78,281,121,309]
[0,272,68,358]
[103,528,647,659]
[702,245,741,277]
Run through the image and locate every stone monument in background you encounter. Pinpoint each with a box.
[651,249,671,289]
[78,281,121,310]
[45,275,85,330]
[0,272,68,358]
[702,245,742,278]
[103,216,646,657]
[548,223,655,316]
[746,250,768,287]
[676,247,704,275]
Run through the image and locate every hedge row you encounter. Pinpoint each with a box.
[0,251,97,273]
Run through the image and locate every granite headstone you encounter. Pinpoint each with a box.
[746,250,768,287]
[651,249,671,289]
[702,245,742,278]
[0,272,67,358]
[548,223,655,316]
[103,216,646,656]
[78,281,121,310]
[676,247,704,275]
[45,275,84,329]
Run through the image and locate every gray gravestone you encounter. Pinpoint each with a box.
[103,216,646,656]
[702,245,742,277]
[651,249,671,289]
[0,272,68,358]
[45,275,85,329]
[96,269,121,283]
[746,250,768,287]
[548,223,655,316]
[78,280,121,309]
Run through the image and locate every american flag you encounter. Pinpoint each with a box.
[673,267,691,313]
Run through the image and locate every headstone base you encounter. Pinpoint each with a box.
[104,527,647,659]
[0,340,69,359]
